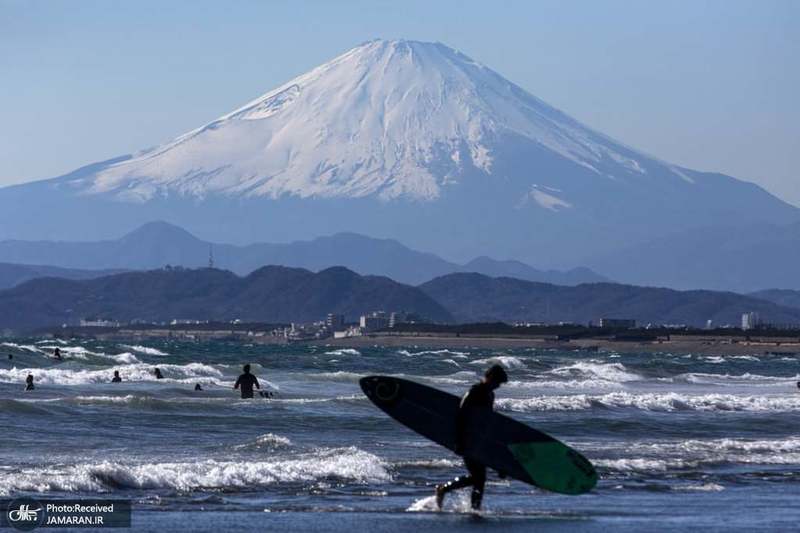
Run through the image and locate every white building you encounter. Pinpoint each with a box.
[360,312,389,332]
[742,312,761,331]
[80,318,120,328]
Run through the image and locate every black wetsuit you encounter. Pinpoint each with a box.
[438,381,494,509]
[234,372,260,399]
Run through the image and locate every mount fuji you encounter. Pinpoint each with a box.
[1,39,797,270]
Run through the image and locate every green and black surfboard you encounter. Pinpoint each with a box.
[360,375,598,495]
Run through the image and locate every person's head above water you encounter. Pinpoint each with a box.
[114,370,120,377]
[483,364,508,389]
[243,364,251,374]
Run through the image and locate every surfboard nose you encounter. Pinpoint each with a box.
[359,376,377,396]
[360,375,402,405]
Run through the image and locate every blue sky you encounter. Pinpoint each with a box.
[1,0,798,205]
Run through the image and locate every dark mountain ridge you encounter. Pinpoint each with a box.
[420,273,800,327]
[0,265,452,332]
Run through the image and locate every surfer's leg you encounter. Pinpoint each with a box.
[435,474,473,508]
[465,459,486,510]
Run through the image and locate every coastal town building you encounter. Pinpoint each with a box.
[79,318,121,328]
[742,312,761,331]
[599,318,637,329]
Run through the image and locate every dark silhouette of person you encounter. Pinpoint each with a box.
[54,347,62,360]
[25,374,35,391]
[435,364,509,511]
[154,368,164,379]
[8,353,12,360]
[111,370,122,383]
[194,383,203,391]
[234,364,260,399]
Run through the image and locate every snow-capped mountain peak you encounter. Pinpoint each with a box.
[79,39,655,203]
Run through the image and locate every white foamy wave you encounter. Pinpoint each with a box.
[678,372,799,386]
[424,371,478,385]
[548,361,643,383]
[1,342,41,353]
[0,362,223,386]
[120,345,169,356]
[73,395,141,404]
[596,458,678,472]
[269,395,363,405]
[324,349,361,356]
[407,491,475,513]
[596,437,800,472]
[677,483,725,492]
[305,371,362,382]
[470,355,526,370]
[233,433,293,451]
[496,392,800,413]
[397,349,469,358]
[394,458,460,468]
[0,447,389,496]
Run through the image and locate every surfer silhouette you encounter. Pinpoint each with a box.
[25,374,35,391]
[111,370,122,383]
[234,364,260,399]
[435,364,508,511]
[54,347,62,360]
[154,367,164,379]
[194,383,203,391]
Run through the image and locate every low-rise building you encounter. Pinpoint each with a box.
[599,318,636,329]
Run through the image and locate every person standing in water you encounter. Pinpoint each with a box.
[54,348,62,360]
[111,370,122,383]
[154,368,164,379]
[435,364,509,511]
[25,374,35,391]
[234,364,260,399]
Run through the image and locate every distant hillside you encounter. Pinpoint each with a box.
[750,289,800,311]
[420,273,800,327]
[0,266,452,332]
[588,222,800,292]
[460,257,607,286]
[0,263,123,290]
[0,221,606,286]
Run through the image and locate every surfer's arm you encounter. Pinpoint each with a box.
[254,377,260,389]
[233,376,240,390]
[454,393,473,454]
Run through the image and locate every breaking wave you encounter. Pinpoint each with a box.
[0,362,224,386]
[496,392,800,413]
[120,345,169,356]
[0,447,389,496]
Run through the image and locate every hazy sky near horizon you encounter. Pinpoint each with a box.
[2,0,798,205]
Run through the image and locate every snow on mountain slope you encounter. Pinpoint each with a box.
[78,39,668,204]
[2,38,798,277]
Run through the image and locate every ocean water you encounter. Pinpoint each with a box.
[1,339,799,532]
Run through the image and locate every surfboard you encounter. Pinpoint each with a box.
[360,375,598,495]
